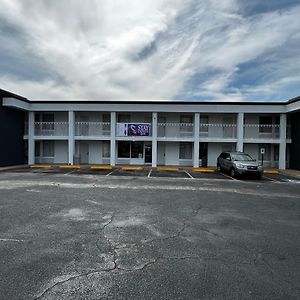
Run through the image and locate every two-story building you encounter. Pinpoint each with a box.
[2,90,300,170]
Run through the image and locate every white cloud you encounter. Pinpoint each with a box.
[0,0,299,100]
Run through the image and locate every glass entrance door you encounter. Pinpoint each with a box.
[144,143,152,164]
[131,142,144,165]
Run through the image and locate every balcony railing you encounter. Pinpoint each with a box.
[244,124,280,139]
[200,123,237,139]
[23,121,291,140]
[158,123,194,138]
[75,122,110,136]
[34,122,69,136]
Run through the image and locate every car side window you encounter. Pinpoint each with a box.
[224,153,230,160]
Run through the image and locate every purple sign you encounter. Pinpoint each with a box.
[127,124,150,136]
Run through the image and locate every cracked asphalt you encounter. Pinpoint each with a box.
[0,171,300,300]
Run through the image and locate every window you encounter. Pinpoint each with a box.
[179,142,192,159]
[259,116,272,133]
[223,117,235,138]
[131,142,143,158]
[180,115,193,136]
[43,141,54,157]
[118,141,130,158]
[118,114,130,123]
[102,114,110,133]
[42,113,54,130]
[200,115,209,136]
[102,141,110,158]
[222,143,235,153]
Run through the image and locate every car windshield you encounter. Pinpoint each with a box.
[231,154,253,161]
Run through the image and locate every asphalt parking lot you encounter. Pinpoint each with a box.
[13,165,300,183]
[0,169,300,299]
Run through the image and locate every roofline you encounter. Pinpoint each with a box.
[1,87,300,107]
[287,95,300,104]
[0,88,28,101]
[8,99,290,105]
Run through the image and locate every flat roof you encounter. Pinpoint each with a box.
[0,88,28,101]
[1,88,300,106]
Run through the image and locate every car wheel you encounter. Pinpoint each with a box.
[256,174,262,180]
[230,168,236,178]
[217,164,221,172]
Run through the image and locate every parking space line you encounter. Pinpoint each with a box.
[64,169,78,176]
[106,170,116,176]
[262,175,280,182]
[219,172,236,180]
[184,171,194,179]
[147,169,152,178]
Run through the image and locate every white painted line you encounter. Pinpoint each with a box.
[185,171,194,179]
[262,175,279,182]
[0,238,25,242]
[64,169,78,176]
[219,172,236,181]
[106,170,115,176]
[147,169,152,178]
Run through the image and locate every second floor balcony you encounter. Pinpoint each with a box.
[75,122,111,137]
[24,120,292,141]
[200,123,237,139]
[34,122,69,136]
[158,123,194,138]
[244,124,291,140]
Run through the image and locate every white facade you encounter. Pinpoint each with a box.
[3,98,297,169]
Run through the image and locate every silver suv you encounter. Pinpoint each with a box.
[217,151,263,179]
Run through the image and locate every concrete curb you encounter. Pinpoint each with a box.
[279,169,300,179]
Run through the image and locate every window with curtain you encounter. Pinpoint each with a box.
[179,142,192,159]
[102,141,110,158]
[43,141,54,157]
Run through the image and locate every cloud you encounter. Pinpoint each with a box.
[0,0,299,101]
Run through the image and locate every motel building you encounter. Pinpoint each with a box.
[1,89,300,170]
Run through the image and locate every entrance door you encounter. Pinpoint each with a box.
[131,142,144,165]
[199,142,208,167]
[144,143,152,164]
[80,143,89,164]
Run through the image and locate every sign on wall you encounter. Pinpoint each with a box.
[117,123,150,137]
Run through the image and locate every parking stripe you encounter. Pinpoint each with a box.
[262,175,280,182]
[147,169,152,178]
[64,169,78,176]
[185,171,194,179]
[106,170,115,176]
[219,172,236,180]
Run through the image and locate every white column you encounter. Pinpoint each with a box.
[279,113,287,170]
[28,111,35,165]
[193,113,200,168]
[110,112,116,166]
[152,112,158,167]
[237,113,244,152]
[68,111,75,165]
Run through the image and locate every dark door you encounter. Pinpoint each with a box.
[144,143,152,164]
[199,143,208,167]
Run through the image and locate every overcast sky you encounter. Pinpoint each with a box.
[0,0,300,101]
